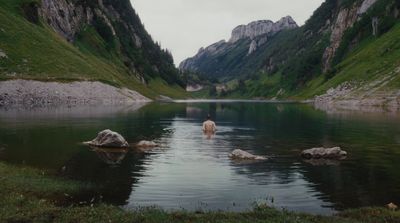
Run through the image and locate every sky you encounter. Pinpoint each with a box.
[130,0,325,65]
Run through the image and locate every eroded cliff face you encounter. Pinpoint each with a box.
[39,0,93,42]
[229,16,298,43]
[322,0,378,72]
[31,0,180,86]
[179,16,298,72]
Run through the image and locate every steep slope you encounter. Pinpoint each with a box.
[0,0,187,99]
[179,16,298,80]
[181,0,400,106]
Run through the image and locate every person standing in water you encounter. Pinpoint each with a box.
[203,114,216,134]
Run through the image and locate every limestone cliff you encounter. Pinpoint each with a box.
[179,16,298,74]
[29,0,182,86]
[229,16,298,43]
[322,0,378,72]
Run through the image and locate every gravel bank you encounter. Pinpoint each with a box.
[314,82,400,113]
[0,80,151,107]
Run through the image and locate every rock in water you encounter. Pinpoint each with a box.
[387,202,398,210]
[136,140,158,148]
[301,147,347,159]
[85,129,129,148]
[229,149,267,160]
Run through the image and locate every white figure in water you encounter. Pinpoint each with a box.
[203,114,216,139]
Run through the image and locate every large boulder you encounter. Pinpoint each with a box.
[85,129,129,148]
[229,149,267,160]
[301,147,347,159]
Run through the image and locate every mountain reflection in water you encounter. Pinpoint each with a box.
[0,102,400,214]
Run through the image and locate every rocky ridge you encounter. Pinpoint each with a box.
[26,0,181,86]
[229,16,298,43]
[179,16,298,71]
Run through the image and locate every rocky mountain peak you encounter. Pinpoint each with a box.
[229,16,298,43]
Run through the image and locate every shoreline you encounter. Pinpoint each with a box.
[0,79,151,107]
[0,161,398,223]
[1,79,399,114]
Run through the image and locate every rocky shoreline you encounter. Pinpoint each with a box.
[0,79,151,107]
[314,82,400,113]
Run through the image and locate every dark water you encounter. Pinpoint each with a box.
[1,101,400,214]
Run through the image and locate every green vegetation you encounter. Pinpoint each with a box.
[299,22,400,98]
[0,0,187,99]
[1,161,400,222]
[184,0,400,100]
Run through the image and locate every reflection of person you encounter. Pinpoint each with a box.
[203,114,216,133]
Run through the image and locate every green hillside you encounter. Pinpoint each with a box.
[181,0,400,100]
[0,0,188,99]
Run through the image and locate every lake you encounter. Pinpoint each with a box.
[0,101,400,215]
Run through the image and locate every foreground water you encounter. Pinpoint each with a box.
[0,101,400,214]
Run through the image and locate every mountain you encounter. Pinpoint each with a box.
[0,0,186,99]
[179,16,298,80]
[180,0,400,108]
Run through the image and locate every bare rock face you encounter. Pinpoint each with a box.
[358,0,378,15]
[179,16,297,72]
[40,0,93,42]
[229,149,267,160]
[229,16,298,43]
[322,0,378,72]
[301,147,347,160]
[85,129,129,148]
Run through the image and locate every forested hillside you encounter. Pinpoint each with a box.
[0,0,187,99]
[180,0,400,102]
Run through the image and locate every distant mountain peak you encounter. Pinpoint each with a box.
[179,16,298,72]
[229,16,298,43]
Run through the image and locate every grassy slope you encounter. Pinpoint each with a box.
[297,23,400,98]
[230,22,400,100]
[1,162,400,223]
[0,0,188,99]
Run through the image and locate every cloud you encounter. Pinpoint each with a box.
[130,0,325,65]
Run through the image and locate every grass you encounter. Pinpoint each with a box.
[0,0,187,99]
[1,161,400,222]
[297,23,400,99]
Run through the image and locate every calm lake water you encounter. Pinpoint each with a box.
[1,101,400,214]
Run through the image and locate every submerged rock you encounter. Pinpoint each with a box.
[136,140,158,148]
[85,129,129,148]
[301,147,347,159]
[135,140,159,152]
[229,149,267,160]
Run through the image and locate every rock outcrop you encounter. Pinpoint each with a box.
[301,147,347,160]
[85,129,129,148]
[229,16,298,43]
[322,0,378,72]
[22,0,181,87]
[229,149,268,160]
[179,16,298,73]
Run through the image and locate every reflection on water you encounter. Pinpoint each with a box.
[1,102,400,214]
[90,147,128,165]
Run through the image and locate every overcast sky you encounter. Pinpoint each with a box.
[130,0,325,65]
